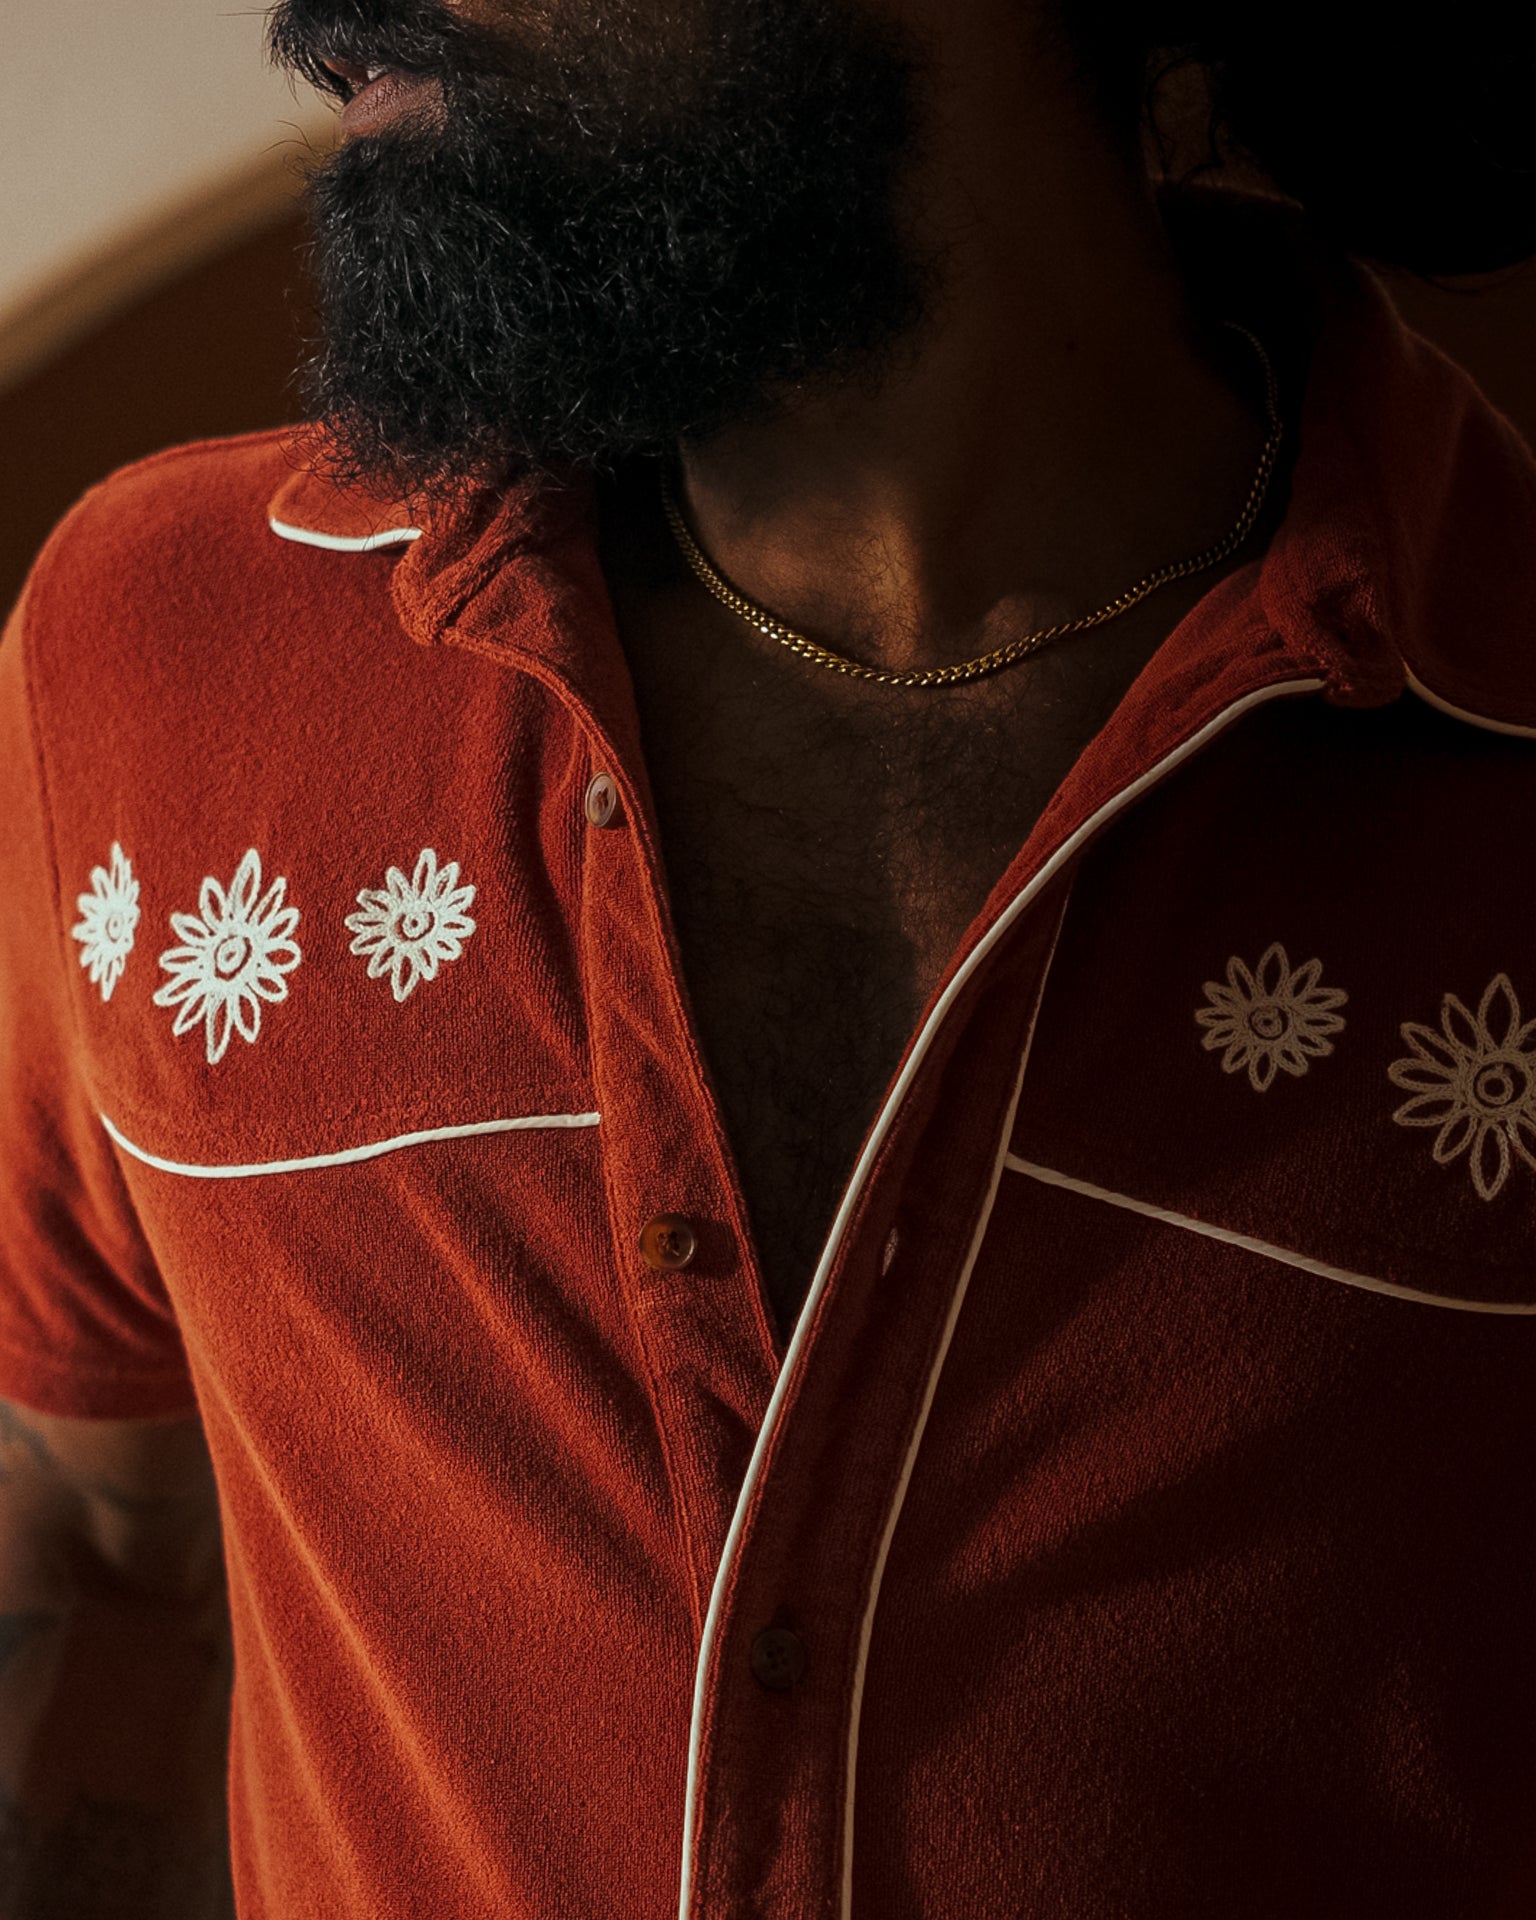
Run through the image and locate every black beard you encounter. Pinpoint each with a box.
[268,0,931,500]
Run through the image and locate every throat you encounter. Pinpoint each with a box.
[666,851,962,1343]
[612,631,1059,1340]
[599,459,1259,1342]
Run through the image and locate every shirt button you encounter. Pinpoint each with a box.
[638,1213,698,1271]
[750,1626,808,1692]
[584,772,621,828]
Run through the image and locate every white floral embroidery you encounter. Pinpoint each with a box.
[1388,973,1536,1201]
[70,842,140,1001]
[1195,942,1348,1092]
[153,850,302,1065]
[345,848,477,1002]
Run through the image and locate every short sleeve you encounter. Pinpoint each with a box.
[0,582,197,1418]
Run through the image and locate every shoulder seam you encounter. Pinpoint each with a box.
[53,427,300,532]
[21,427,303,585]
[109,424,293,473]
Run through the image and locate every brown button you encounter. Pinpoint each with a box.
[750,1626,808,1692]
[584,772,621,828]
[638,1213,698,1271]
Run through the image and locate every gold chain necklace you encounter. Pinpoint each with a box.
[660,322,1283,690]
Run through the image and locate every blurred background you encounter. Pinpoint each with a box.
[0,2,330,613]
[3,4,1536,618]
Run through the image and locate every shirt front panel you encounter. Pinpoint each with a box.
[853,692,1536,1918]
[38,432,1376,1920]
[5,228,1536,1920]
[6,448,724,1919]
[860,1171,1536,1918]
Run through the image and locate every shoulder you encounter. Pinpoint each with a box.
[1391,352,1536,737]
[27,429,300,601]
[1282,258,1536,736]
[18,428,419,648]
[12,429,416,716]
[18,430,324,691]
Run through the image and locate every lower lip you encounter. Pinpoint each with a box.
[339,69,443,135]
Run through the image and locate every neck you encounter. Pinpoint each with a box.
[674,6,1275,676]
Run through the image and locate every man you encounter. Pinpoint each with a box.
[3,0,1536,1911]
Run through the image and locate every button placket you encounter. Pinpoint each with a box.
[575,726,780,1640]
[639,1212,698,1271]
[684,917,1066,1920]
[749,1625,809,1692]
[584,770,622,827]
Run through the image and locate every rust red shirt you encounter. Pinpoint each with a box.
[4,237,1536,1918]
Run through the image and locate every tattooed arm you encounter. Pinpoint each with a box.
[0,1398,234,1920]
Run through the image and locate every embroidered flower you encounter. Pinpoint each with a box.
[70,842,140,1001]
[1195,942,1348,1092]
[153,850,302,1065]
[345,848,477,1002]
[1388,973,1536,1201]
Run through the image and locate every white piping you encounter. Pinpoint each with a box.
[1005,1156,1536,1314]
[674,673,1325,1920]
[268,517,422,552]
[839,906,1064,1920]
[1404,664,1536,740]
[100,1109,600,1179]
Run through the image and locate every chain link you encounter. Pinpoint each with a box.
[660,323,1283,690]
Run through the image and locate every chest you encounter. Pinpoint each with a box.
[617,597,1177,1333]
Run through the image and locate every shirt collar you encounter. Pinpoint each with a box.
[262,195,1536,738]
[267,448,425,553]
[1255,252,1536,732]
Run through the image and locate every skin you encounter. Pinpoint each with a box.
[0,1400,233,1919]
[0,18,1297,1893]
[332,0,1282,1336]
[352,0,1289,1337]
[608,2,1291,1340]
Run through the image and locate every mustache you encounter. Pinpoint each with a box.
[266,0,495,100]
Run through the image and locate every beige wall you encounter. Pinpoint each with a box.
[0,2,328,360]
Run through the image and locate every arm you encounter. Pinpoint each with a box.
[0,517,233,1916]
[0,1396,234,1920]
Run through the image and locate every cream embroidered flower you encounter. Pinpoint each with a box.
[345,848,477,1002]
[153,850,302,1065]
[70,842,140,1001]
[1388,973,1536,1201]
[1195,942,1348,1092]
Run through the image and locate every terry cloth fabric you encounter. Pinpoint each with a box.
[4,198,1536,1919]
